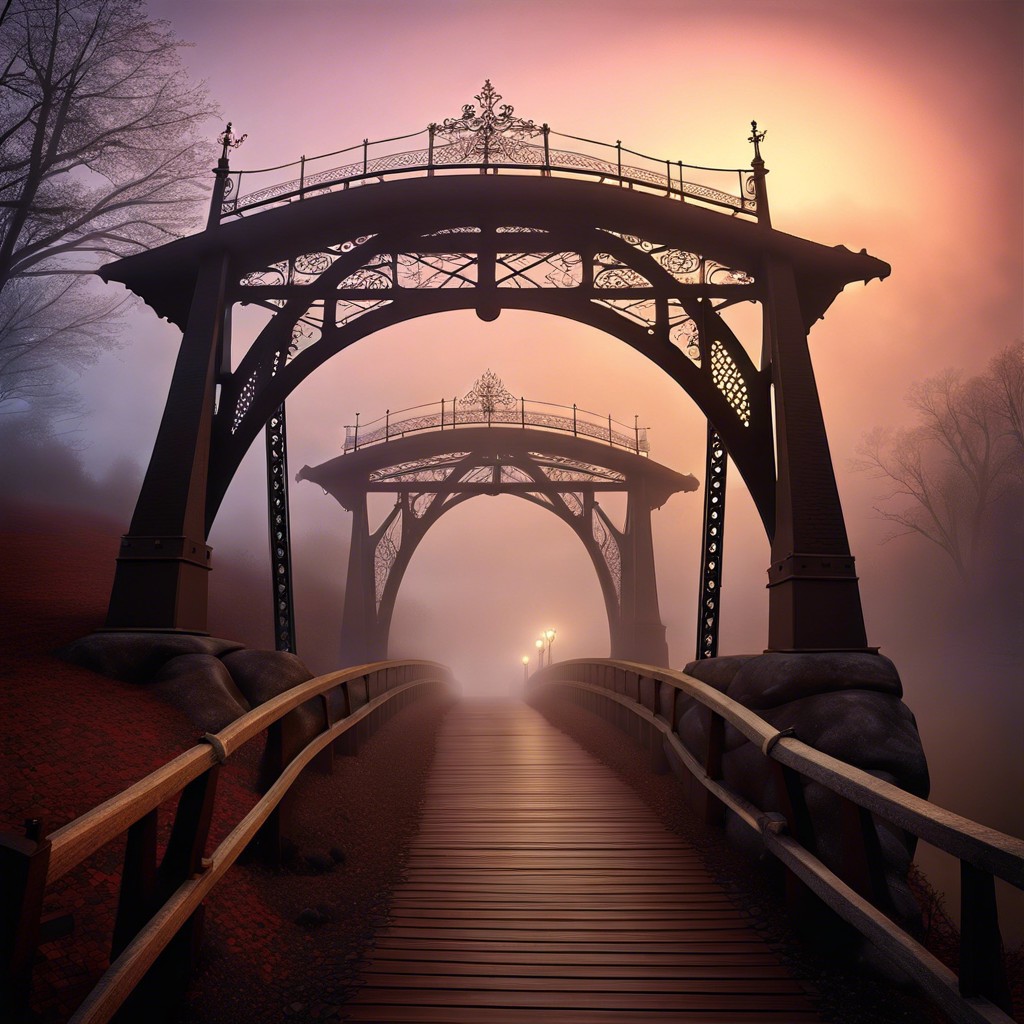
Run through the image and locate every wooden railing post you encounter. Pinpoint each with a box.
[836,795,890,910]
[960,861,1013,1012]
[702,711,726,826]
[1,820,51,1023]
[111,809,159,959]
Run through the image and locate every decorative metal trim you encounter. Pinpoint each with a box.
[460,370,517,415]
[696,423,727,660]
[266,403,296,652]
[711,338,751,425]
[434,80,544,164]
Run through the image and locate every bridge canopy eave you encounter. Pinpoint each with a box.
[98,175,890,330]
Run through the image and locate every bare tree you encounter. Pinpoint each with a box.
[982,341,1024,465]
[855,346,1023,580]
[0,0,216,411]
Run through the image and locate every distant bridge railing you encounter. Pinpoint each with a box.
[1,660,453,1024]
[220,126,758,223]
[529,659,1023,1024]
[344,397,650,456]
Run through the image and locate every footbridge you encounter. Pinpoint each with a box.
[3,83,1022,1023]
[4,659,1021,1023]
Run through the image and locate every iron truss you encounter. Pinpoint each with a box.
[213,215,768,532]
[297,427,696,664]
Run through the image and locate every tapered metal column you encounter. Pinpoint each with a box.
[266,404,296,653]
[338,493,382,664]
[105,251,229,632]
[762,253,867,651]
[620,479,670,666]
[696,423,727,660]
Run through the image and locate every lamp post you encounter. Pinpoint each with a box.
[521,655,530,685]
[544,627,557,665]
[535,637,545,668]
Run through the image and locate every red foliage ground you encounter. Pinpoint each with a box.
[1,501,441,1023]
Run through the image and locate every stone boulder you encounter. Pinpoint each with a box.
[149,653,251,733]
[60,631,244,684]
[677,652,929,932]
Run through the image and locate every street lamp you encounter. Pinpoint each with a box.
[521,655,530,685]
[535,637,545,668]
[544,627,557,665]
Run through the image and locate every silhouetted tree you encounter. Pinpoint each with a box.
[0,0,216,412]
[856,343,1024,582]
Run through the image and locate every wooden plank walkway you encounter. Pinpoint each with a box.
[344,700,824,1022]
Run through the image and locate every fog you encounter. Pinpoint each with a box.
[6,0,1021,935]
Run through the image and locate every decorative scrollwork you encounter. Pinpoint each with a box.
[594,254,651,289]
[667,300,700,365]
[461,370,516,415]
[374,509,402,607]
[496,251,582,288]
[562,492,585,518]
[592,507,622,601]
[294,252,331,277]
[460,466,497,486]
[338,255,392,290]
[334,235,377,253]
[369,454,469,483]
[434,80,544,163]
[410,493,436,518]
[657,248,702,282]
[396,252,477,289]
[500,465,535,484]
[336,297,392,327]
[422,226,482,236]
[240,262,287,288]
[591,296,657,334]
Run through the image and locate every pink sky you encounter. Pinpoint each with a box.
[67,0,1022,928]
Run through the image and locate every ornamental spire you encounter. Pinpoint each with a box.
[747,120,766,163]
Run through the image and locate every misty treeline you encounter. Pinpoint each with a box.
[0,0,215,417]
[856,341,1023,610]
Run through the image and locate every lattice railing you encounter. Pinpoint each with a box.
[219,85,759,223]
[342,396,650,456]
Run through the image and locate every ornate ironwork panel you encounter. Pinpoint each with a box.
[697,423,727,660]
[592,504,623,602]
[374,505,403,608]
[265,403,296,652]
[711,338,751,425]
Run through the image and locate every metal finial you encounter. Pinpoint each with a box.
[218,122,248,161]
[748,121,766,161]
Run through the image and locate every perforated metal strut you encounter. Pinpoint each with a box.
[697,423,727,660]
[266,403,296,653]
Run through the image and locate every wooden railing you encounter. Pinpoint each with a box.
[529,659,1023,1024]
[1,659,453,1024]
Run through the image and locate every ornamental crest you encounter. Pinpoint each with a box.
[460,370,517,416]
[433,81,543,163]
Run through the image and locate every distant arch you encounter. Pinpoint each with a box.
[297,415,697,666]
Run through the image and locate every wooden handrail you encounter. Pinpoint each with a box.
[531,660,1022,1024]
[3,659,453,1024]
[45,660,442,882]
[68,676,439,1024]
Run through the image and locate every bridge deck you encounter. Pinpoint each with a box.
[345,700,824,1022]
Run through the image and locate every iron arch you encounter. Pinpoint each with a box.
[296,425,697,665]
[105,175,882,539]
